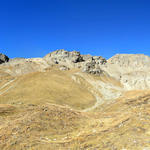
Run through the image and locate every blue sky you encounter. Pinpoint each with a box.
[0,0,150,59]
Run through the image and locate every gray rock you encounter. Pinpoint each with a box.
[103,54,150,90]
[59,65,70,71]
[81,54,92,61]
[93,56,107,65]
[44,49,83,65]
[0,53,9,64]
[82,56,106,75]
[44,49,107,75]
[69,51,83,63]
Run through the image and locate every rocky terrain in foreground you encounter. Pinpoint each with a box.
[1,49,150,149]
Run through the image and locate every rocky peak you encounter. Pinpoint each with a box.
[44,49,107,75]
[44,49,84,64]
[0,53,9,64]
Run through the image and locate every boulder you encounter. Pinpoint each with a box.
[0,53,9,64]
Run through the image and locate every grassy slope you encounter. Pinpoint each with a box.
[1,67,150,149]
[1,91,150,150]
[0,104,89,150]
[0,68,95,110]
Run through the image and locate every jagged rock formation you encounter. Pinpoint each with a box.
[44,49,106,75]
[82,56,106,75]
[44,49,83,64]
[0,53,9,64]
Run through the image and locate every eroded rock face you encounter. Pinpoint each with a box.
[82,56,106,75]
[44,49,84,64]
[108,54,150,70]
[104,54,150,90]
[0,53,9,64]
[44,49,107,75]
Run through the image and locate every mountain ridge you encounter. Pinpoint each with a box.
[1,49,150,90]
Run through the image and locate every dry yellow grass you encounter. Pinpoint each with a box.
[1,67,150,149]
[0,68,95,110]
[1,93,150,149]
[93,72,123,88]
[0,103,89,150]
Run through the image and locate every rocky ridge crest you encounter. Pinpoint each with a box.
[1,50,150,90]
[44,49,107,75]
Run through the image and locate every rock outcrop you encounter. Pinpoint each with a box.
[103,54,150,90]
[108,54,150,70]
[44,49,106,75]
[82,56,106,75]
[0,49,106,76]
[0,53,9,64]
[44,49,84,65]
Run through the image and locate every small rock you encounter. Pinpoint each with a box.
[59,65,70,71]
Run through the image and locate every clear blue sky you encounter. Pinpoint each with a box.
[0,0,150,59]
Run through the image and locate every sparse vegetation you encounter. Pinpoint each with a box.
[1,51,150,149]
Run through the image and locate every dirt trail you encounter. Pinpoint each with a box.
[71,73,103,112]
[0,79,16,90]
[72,72,123,112]
[0,79,17,96]
[82,92,103,112]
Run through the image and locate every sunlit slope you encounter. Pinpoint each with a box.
[72,90,150,150]
[0,103,89,150]
[1,90,150,149]
[0,68,95,110]
[0,69,14,86]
